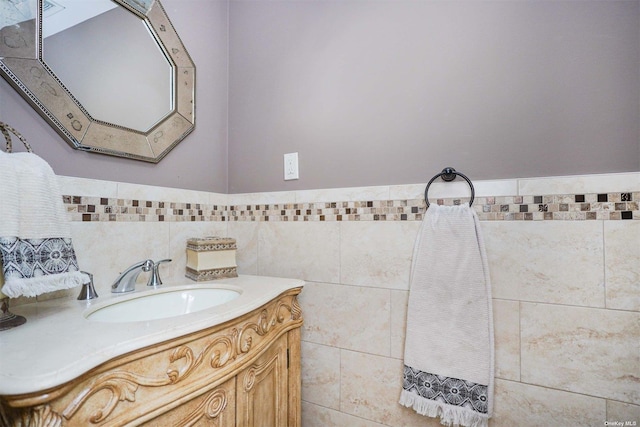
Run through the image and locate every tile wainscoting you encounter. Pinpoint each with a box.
[9,173,640,426]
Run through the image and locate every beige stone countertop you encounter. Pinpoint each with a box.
[0,275,304,396]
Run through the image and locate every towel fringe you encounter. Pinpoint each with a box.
[400,389,488,427]
[1,271,86,298]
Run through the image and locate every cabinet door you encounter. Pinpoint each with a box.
[140,378,236,427]
[236,335,288,427]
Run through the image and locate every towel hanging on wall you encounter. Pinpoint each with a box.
[399,203,494,427]
[0,122,87,298]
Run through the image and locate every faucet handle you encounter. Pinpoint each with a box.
[77,271,98,300]
[148,259,172,287]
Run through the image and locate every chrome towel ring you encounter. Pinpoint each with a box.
[424,167,475,207]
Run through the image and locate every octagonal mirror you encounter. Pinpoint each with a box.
[0,0,195,162]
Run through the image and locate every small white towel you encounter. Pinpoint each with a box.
[400,203,494,427]
[0,150,86,298]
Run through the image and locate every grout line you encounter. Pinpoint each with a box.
[602,220,608,309]
[338,347,342,415]
[516,299,638,314]
[497,377,617,405]
[300,400,389,427]
[518,300,523,383]
[388,288,393,359]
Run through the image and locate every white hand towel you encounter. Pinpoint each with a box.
[400,203,494,427]
[0,150,86,298]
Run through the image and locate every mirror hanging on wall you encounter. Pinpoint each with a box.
[43,1,173,132]
[0,0,195,162]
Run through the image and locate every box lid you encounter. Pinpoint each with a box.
[187,236,237,251]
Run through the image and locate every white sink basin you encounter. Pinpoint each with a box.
[85,286,241,323]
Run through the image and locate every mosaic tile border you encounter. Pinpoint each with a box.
[63,192,639,222]
[62,196,227,222]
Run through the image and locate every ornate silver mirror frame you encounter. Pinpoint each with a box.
[0,0,195,162]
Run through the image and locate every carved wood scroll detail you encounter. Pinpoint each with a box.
[57,293,301,425]
[243,367,257,392]
[62,371,169,423]
[176,389,227,427]
[1,404,64,427]
[242,352,279,393]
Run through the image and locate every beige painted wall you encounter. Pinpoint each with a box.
[228,0,640,193]
[1,1,638,194]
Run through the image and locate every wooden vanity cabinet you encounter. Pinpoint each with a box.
[0,288,303,427]
[142,377,237,427]
[236,333,290,427]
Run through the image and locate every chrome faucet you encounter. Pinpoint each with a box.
[111,259,154,293]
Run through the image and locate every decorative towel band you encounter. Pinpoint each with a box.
[403,365,489,415]
[0,237,81,279]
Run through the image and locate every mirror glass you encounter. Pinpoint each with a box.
[0,0,36,28]
[0,0,195,162]
[43,2,173,131]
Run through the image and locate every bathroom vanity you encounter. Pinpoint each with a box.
[0,276,303,426]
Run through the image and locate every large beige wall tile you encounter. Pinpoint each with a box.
[296,186,389,204]
[518,173,640,196]
[340,350,442,427]
[604,221,640,311]
[301,341,341,410]
[298,282,390,356]
[71,221,170,295]
[227,222,259,275]
[493,299,520,381]
[227,191,295,206]
[482,222,518,301]
[58,176,118,198]
[606,400,640,424]
[302,402,388,427]
[167,221,228,282]
[390,179,517,200]
[390,290,408,359]
[492,379,606,426]
[483,221,605,307]
[258,222,340,282]
[116,182,214,205]
[340,221,418,290]
[521,303,640,404]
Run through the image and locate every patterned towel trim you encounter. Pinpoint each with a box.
[0,237,84,298]
[400,365,490,427]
